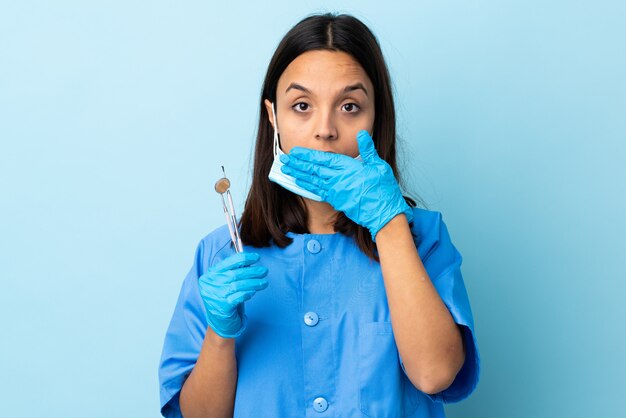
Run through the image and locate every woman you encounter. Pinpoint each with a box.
[159,13,480,418]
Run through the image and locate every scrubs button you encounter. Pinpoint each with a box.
[307,239,321,254]
[313,397,328,412]
[304,311,319,327]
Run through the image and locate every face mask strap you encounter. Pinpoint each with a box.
[271,102,280,156]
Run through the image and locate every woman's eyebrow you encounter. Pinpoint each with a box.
[285,82,369,97]
[285,82,312,95]
[343,82,369,97]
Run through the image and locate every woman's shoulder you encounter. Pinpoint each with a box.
[409,207,456,257]
[199,223,233,248]
[410,206,445,236]
[191,224,235,270]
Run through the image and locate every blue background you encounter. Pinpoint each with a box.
[1,1,624,417]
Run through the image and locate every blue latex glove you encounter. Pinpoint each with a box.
[279,130,413,240]
[198,252,269,338]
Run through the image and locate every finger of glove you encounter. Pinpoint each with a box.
[226,290,258,306]
[199,270,232,290]
[199,286,236,315]
[294,177,328,201]
[283,167,326,190]
[228,278,269,294]
[231,265,269,281]
[357,130,379,164]
[289,147,350,168]
[282,155,338,179]
[212,252,260,273]
[281,165,329,190]
[199,266,268,294]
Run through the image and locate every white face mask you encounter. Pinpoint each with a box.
[267,102,363,202]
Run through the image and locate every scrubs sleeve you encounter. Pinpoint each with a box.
[401,210,480,403]
[158,238,210,418]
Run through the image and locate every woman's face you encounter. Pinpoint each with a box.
[264,50,375,158]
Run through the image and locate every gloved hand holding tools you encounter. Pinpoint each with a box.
[198,252,269,338]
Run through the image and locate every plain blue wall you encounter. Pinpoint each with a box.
[1,1,624,417]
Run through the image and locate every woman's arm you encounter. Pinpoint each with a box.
[179,327,237,418]
[376,214,465,395]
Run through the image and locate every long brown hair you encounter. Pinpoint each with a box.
[240,13,421,261]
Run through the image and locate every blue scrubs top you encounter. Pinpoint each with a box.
[159,207,480,417]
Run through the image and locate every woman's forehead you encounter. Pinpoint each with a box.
[277,50,373,96]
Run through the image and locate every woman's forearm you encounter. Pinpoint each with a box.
[376,214,465,394]
[179,327,237,418]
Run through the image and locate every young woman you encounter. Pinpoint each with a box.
[159,13,479,418]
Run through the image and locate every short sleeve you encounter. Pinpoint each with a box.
[401,210,480,403]
[158,239,210,417]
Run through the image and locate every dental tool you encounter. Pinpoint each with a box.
[214,166,243,253]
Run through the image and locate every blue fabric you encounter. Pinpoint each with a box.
[158,207,480,417]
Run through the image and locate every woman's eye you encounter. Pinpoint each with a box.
[292,102,310,112]
[342,103,360,113]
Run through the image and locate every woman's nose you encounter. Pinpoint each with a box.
[314,110,338,141]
